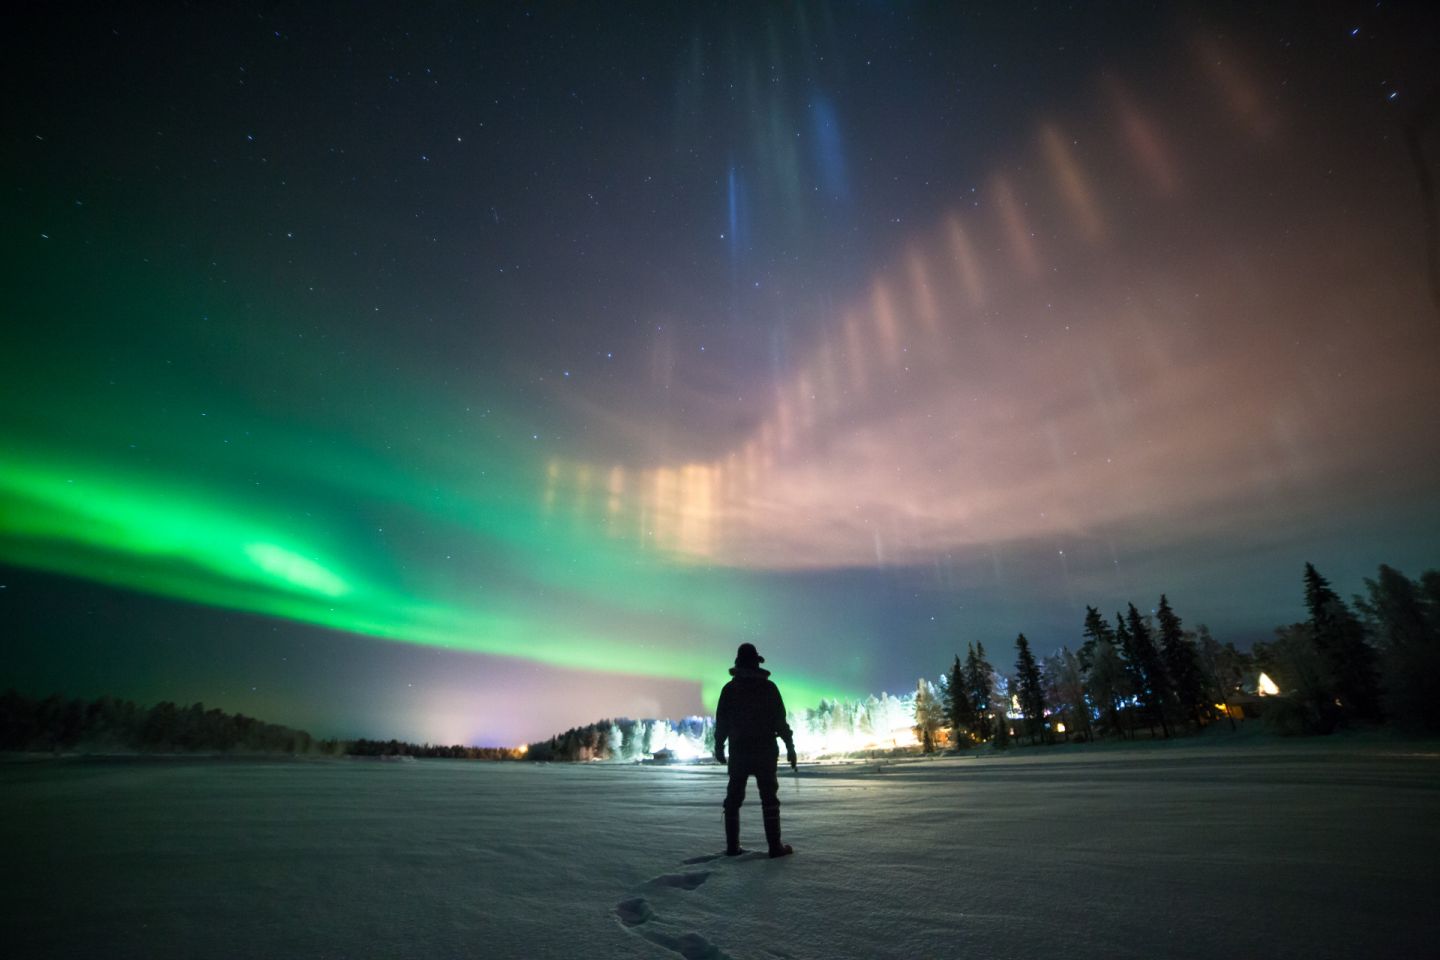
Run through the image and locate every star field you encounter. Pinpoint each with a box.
[2,2,1438,744]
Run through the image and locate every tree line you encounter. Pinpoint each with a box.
[0,692,523,759]
[0,691,328,755]
[915,561,1440,749]
[16,561,1426,761]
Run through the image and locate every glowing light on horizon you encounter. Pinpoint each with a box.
[596,692,922,761]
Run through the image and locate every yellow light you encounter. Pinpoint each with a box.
[1055,722,1066,734]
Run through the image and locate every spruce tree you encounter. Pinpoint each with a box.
[1157,595,1206,728]
[1357,565,1440,729]
[943,655,973,747]
[1080,605,1113,672]
[964,643,995,742]
[1125,603,1173,738]
[1014,634,1048,744]
[1304,563,1381,720]
[1112,612,1141,736]
[1358,565,1434,651]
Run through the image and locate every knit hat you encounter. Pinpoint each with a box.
[734,643,765,668]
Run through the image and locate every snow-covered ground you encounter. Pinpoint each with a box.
[4,737,1438,959]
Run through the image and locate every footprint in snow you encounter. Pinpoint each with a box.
[613,894,731,960]
[683,851,766,865]
[647,871,710,891]
[681,853,721,865]
[614,865,737,959]
[615,897,653,927]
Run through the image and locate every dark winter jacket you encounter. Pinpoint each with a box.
[714,666,794,761]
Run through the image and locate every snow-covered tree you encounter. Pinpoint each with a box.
[913,678,944,753]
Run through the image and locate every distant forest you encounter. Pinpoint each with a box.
[0,692,520,760]
[0,692,329,755]
[6,562,1434,762]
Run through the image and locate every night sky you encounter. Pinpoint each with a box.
[4,2,1439,745]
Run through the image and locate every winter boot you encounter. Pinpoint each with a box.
[763,808,794,858]
[724,810,744,856]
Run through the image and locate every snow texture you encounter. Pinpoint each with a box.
[3,739,1438,958]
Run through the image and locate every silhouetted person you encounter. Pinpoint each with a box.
[713,643,796,858]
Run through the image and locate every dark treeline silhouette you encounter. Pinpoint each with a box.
[525,721,612,762]
[0,692,523,760]
[934,560,1440,749]
[0,691,330,755]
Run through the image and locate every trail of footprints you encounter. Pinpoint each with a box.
[614,852,794,960]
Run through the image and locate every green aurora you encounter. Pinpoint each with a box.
[0,249,861,712]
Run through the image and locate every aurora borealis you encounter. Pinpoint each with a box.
[4,3,1439,744]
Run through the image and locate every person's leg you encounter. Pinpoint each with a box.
[722,763,748,855]
[757,764,793,857]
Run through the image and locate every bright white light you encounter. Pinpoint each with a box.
[1257,672,1281,696]
[606,692,934,763]
[648,724,709,761]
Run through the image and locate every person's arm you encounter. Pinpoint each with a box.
[714,686,730,764]
[772,684,797,770]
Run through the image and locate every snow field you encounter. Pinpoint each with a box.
[3,742,1438,959]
